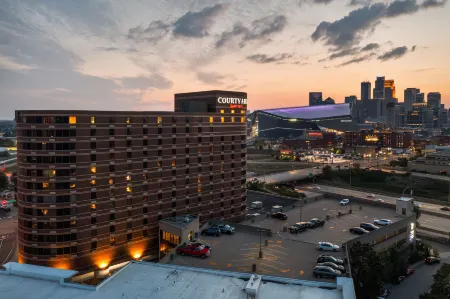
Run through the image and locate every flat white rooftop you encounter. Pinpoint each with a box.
[0,262,354,299]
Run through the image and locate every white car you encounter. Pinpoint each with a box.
[314,166,320,169]
[340,199,350,206]
[374,219,392,226]
[313,186,321,190]
[376,199,384,203]
[366,193,375,198]
[317,242,340,252]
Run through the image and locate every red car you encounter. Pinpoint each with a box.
[176,244,210,259]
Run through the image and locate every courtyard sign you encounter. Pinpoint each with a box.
[217,97,247,105]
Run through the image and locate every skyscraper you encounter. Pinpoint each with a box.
[361,82,371,101]
[416,93,425,103]
[427,92,441,109]
[373,76,385,99]
[309,92,323,106]
[404,88,420,111]
[384,80,396,100]
[345,95,357,104]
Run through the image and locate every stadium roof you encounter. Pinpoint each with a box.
[260,104,351,120]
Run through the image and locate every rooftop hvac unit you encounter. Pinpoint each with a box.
[245,275,262,298]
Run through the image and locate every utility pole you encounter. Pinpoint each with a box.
[299,202,303,222]
[349,161,352,189]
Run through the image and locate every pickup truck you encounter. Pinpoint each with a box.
[307,218,325,228]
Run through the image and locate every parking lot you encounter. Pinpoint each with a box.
[170,230,345,282]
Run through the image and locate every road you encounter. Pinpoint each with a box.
[389,242,450,299]
[248,167,322,184]
[0,208,18,265]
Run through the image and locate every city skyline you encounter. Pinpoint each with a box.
[1,0,449,119]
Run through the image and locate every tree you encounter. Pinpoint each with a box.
[0,172,8,190]
[420,263,450,299]
[349,242,384,299]
[397,158,408,168]
[322,165,333,180]
[10,172,17,188]
[414,205,421,221]
[389,160,397,168]
[352,163,361,173]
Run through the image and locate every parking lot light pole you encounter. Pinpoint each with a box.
[258,229,265,259]
[299,202,303,222]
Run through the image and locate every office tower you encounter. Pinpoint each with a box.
[407,103,434,128]
[427,92,441,109]
[373,76,385,99]
[361,81,371,101]
[384,80,396,100]
[387,103,405,128]
[345,95,357,104]
[309,92,323,106]
[416,93,425,103]
[404,88,420,111]
[16,90,248,272]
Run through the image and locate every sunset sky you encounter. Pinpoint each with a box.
[1,0,449,118]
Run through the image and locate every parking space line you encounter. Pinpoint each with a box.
[265,247,289,256]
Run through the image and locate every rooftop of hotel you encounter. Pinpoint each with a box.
[259,104,351,120]
[159,214,198,229]
[0,261,355,299]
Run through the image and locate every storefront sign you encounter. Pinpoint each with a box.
[217,97,247,105]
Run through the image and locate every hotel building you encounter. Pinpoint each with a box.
[15,90,247,272]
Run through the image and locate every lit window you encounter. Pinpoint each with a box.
[91,204,96,211]
[197,186,201,193]
[157,117,162,124]
[126,117,131,124]
[241,117,245,123]
[231,110,235,114]
[241,110,245,114]
[157,161,161,167]
[109,178,114,185]
[197,147,201,153]
[126,175,131,182]
[69,116,77,124]
[231,117,235,123]
[171,160,176,167]
[126,186,132,193]
[70,183,76,189]
[49,170,56,178]
[42,182,49,189]
[90,116,95,124]
[220,110,224,114]
[90,166,96,174]
[221,117,225,123]
[41,209,48,215]
[91,180,96,186]
[197,177,201,183]
[209,117,213,123]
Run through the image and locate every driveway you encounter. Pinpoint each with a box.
[389,242,450,299]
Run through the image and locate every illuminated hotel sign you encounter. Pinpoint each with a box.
[217,97,247,105]
[229,104,244,109]
[365,135,379,142]
[308,132,323,138]
[409,222,415,243]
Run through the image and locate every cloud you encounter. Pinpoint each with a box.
[337,52,375,66]
[361,42,379,51]
[421,0,448,8]
[173,4,228,38]
[246,53,293,64]
[196,71,227,85]
[378,46,409,61]
[312,1,446,49]
[119,74,173,90]
[96,47,120,52]
[412,68,434,72]
[348,0,375,5]
[328,47,360,60]
[299,0,335,5]
[216,15,287,48]
[127,20,171,43]
[411,45,417,51]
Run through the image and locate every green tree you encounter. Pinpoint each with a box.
[390,160,398,168]
[0,172,8,189]
[414,205,421,221]
[322,165,333,180]
[350,242,384,299]
[420,263,450,299]
[397,158,408,168]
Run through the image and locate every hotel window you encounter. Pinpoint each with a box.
[231,110,235,114]
[91,241,97,251]
[126,117,132,124]
[241,117,245,123]
[90,166,96,174]
[220,110,224,114]
[126,175,131,182]
[231,117,235,123]
[157,117,162,124]
[209,117,214,123]
[69,116,77,124]
[42,182,49,189]
[172,160,176,167]
[197,186,201,193]
[197,176,201,183]
[70,183,76,189]
[110,236,115,246]
[90,116,95,124]
[162,231,180,246]
[49,170,56,178]
[91,204,96,212]
[221,117,225,123]
[241,110,245,114]
[90,180,96,186]
[126,186,132,193]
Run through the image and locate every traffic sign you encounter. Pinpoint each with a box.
[308,173,313,178]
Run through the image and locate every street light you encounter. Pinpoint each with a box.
[299,202,303,222]
[402,187,412,196]
[257,229,265,258]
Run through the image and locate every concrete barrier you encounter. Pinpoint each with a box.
[209,219,272,237]
[418,223,450,235]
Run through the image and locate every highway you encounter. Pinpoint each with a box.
[248,167,322,184]
[0,208,18,265]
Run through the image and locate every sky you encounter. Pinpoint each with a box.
[0,0,449,119]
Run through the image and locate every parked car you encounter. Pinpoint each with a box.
[201,227,221,237]
[366,193,375,198]
[307,218,325,228]
[374,219,392,226]
[314,166,320,169]
[313,186,321,190]
[340,198,350,206]
[189,241,212,251]
[271,212,288,220]
[405,268,415,276]
[313,266,342,278]
[0,206,11,212]
[349,227,369,235]
[316,262,346,273]
[317,242,340,252]
[210,224,235,235]
[440,207,450,212]
[360,223,379,231]
[289,222,308,234]
[176,244,210,259]
[376,199,384,203]
[317,255,344,265]
[425,256,440,265]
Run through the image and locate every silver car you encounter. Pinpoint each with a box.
[317,242,340,252]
